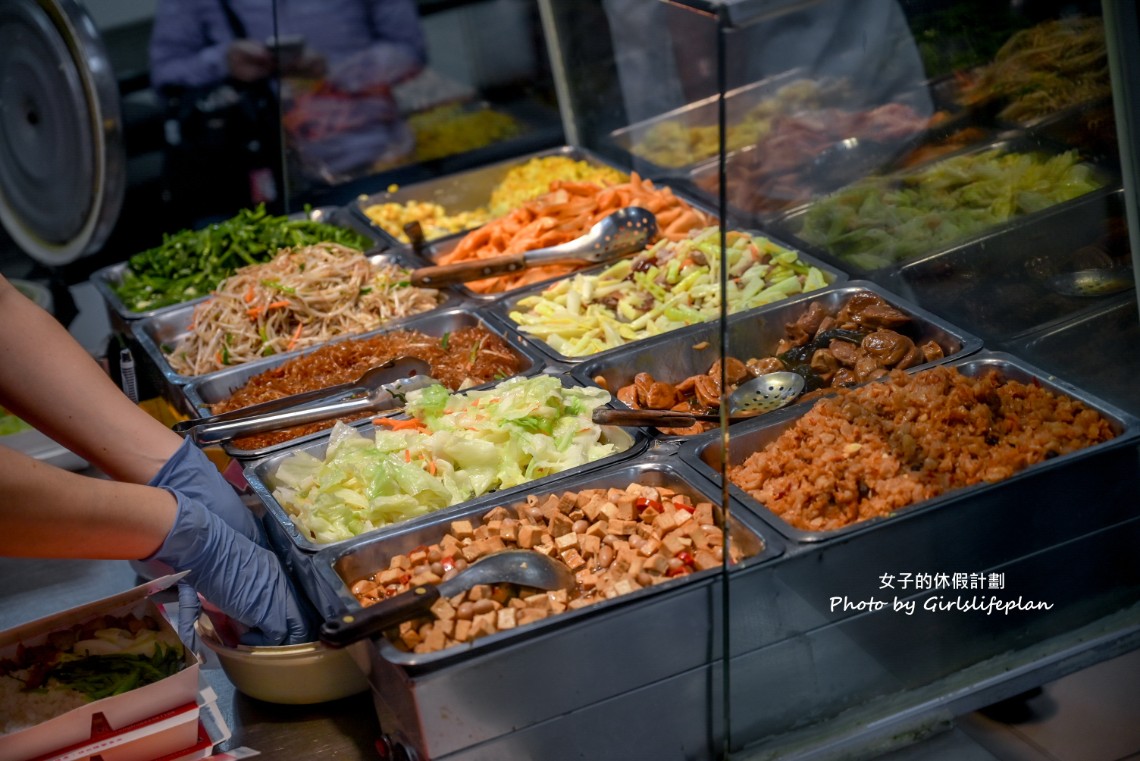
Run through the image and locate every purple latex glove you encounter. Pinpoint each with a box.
[151,488,314,646]
[149,437,262,545]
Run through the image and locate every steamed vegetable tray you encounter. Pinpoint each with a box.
[507,226,831,358]
[113,205,374,312]
[270,375,624,544]
[792,148,1106,271]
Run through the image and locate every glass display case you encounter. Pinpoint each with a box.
[534,1,1140,759]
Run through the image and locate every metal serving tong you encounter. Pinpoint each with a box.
[173,357,436,445]
[409,207,657,287]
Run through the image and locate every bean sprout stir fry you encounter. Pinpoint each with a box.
[167,243,444,376]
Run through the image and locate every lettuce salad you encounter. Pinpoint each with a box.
[270,375,621,543]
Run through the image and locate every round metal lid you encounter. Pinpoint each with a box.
[0,0,125,265]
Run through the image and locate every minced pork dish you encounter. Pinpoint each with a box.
[727,365,1116,532]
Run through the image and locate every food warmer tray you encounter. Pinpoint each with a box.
[130,250,462,405]
[90,206,384,336]
[310,456,781,759]
[421,182,722,304]
[351,145,631,253]
[605,68,864,179]
[881,187,1130,344]
[678,109,1005,229]
[485,232,848,366]
[571,280,982,440]
[1000,292,1140,419]
[242,372,648,557]
[679,349,1140,546]
[180,306,552,461]
[767,134,1121,280]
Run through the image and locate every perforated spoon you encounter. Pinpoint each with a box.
[409,207,657,287]
[1047,267,1134,298]
[592,371,805,427]
[319,550,575,647]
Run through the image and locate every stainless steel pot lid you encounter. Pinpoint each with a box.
[0,0,124,265]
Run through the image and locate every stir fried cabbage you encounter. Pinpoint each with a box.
[795,149,1104,271]
[270,375,619,543]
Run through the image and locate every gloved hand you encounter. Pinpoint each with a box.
[150,488,315,646]
[149,437,262,546]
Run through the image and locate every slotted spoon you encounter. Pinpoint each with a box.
[592,371,804,427]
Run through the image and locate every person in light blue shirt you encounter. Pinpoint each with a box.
[150,0,427,185]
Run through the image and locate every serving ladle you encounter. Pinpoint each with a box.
[319,550,576,647]
[409,207,657,287]
[592,371,805,428]
[1047,267,1134,298]
[173,356,437,445]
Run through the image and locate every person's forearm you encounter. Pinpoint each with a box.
[0,446,175,559]
[0,277,183,483]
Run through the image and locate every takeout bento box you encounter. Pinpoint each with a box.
[0,575,201,761]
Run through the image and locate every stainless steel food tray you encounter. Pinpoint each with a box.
[679,350,1140,545]
[571,280,982,438]
[1002,293,1140,419]
[1022,96,1119,169]
[181,306,550,460]
[319,457,780,758]
[91,206,384,334]
[680,112,1004,228]
[882,187,1130,343]
[768,135,1121,278]
[487,232,848,365]
[243,374,648,556]
[352,145,631,253]
[313,458,779,662]
[131,250,461,401]
[416,178,720,304]
[606,69,866,178]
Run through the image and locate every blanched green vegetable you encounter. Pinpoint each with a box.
[48,646,185,701]
[508,226,830,357]
[270,375,621,543]
[795,149,1104,271]
[113,205,373,311]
